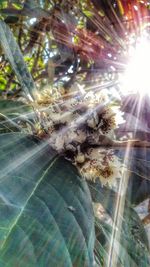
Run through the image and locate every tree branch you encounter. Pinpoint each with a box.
[85,135,150,149]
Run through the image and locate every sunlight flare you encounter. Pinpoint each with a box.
[120,37,150,95]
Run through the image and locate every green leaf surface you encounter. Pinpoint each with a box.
[0,100,31,115]
[120,206,150,267]
[0,100,32,133]
[0,6,50,19]
[89,183,150,267]
[0,21,36,101]
[0,133,95,267]
[116,147,150,205]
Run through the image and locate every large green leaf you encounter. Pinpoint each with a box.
[0,100,32,133]
[0,133,95,267]
[0,21,36,101]
[89,182,150,267]
[0,100,31,116]
[116,147,150,205]
[119,206,149,267]
[94,217,142,267]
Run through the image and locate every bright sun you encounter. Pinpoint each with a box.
[120,37,150,95]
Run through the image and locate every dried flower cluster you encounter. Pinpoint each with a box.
[35,87,124,186]
[79,148,124,186]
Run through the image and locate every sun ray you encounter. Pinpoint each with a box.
[107,142,131,267]
[0,138,56,183]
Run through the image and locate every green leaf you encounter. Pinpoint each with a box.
[89,183,150,267]
[89,182,117,217]
[0,100,31,115]
[0,21,36,101]
[0,133,95,267]
[4,16,19,24]
[83,10,94,18]
[0,100,32,133]
[94,218,111,266]
[0,1,8,9]
[94,219,135,267]
[116,147,150,205]
[0,76,7,90]
[120,206,149,266]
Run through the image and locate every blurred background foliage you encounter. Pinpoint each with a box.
[0,0,128,98]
